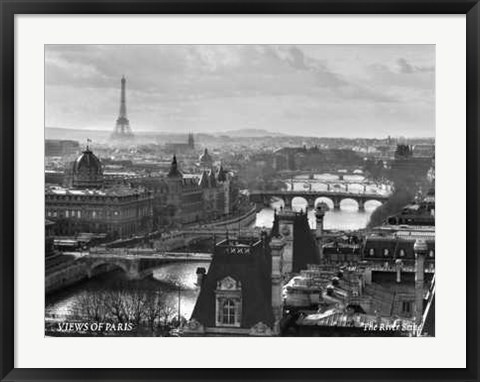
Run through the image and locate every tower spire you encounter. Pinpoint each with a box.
[167,155,182,178]
[112,76,134,140]
[119,75,127,120]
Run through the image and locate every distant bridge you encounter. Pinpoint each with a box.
[285,179,393,193]
[277,169,365,180]
[249,190,390,211]
[80,249,212,280]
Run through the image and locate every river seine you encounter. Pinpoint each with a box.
[46,174,385,325]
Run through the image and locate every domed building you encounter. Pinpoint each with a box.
[45,146,153,238]
[71,146,104,189]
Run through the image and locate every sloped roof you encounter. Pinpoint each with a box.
[191,237,274,329]
[216,165,228,182]
[208,169,217,187]
[167,155,182,178]
[198,170,210,188]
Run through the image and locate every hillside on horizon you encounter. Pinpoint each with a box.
[45,127,288,142]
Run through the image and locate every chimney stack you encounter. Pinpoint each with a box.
[395,259,403,283]
[195,267,207,288]
[269,236,286,328]
[315,203,329,259]
[414,239,427,324]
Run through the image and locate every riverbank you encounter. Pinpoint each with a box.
[46,262,210,336]
[105,205,257,249]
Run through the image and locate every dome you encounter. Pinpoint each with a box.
[72,148,103,176]
[71,147,104,188]
[199,148,213,166]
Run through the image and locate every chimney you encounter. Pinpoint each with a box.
[269,236,286,327]
[195,267,206,288]
[315,203,329,259]
[414,239,427,324]
[315,203,328,238]
[364,268,372,285]
[395,259,403,283]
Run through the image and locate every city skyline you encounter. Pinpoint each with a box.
[45,44,435,138]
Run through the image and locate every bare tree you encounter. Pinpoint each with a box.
[73,291,107,322]
[103,289,129,323]
[72,286,176,336]
[123,290,147,327]
[159,302,177,327]
[143,292,165,333]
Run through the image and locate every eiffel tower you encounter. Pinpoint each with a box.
[111,76,134,140]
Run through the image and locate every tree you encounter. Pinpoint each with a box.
[143,293,164,332]
[73,291,107,322]
[103,289,129,323]
[72,285,177,336]
[122,290,147,327]
[159,302,177,327]
[367,187,413,228]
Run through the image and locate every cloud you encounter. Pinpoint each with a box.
[45,45,435,137]
[396,58,434,74]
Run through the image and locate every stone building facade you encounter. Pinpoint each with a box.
[131,156,238,228]
[45,147,153,238]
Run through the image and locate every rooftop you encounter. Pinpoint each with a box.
[45,185,148,197]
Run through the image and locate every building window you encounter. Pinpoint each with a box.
[216,297,241,327]
[383,248,390,256]
[215,276,242,328]
[92,211,97,218]
[399,249,405,257]
[368,248,375,256]
[221,299,236,325]
[428,250,434,258]
[402,301,412,314]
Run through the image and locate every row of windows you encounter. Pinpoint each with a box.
[47,209,122,219]
[46,195,149,203]
[367,248,435,257]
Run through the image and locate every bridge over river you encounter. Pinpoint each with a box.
[250,189,391,211]
[77,249,212,280]
[285,178,393,192]
[277,169,365,180]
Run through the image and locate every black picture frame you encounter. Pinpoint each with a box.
[1,1,479,381]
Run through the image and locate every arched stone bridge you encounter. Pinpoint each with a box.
[81,250,212,280]
[277,169,365,180]
[151,228,262,250]
[249,190,390,211]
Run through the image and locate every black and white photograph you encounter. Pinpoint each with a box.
[44,44,435,337]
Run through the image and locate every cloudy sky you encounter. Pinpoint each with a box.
[45,44,435,138]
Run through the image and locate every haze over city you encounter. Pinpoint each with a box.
[45,44,435,138]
